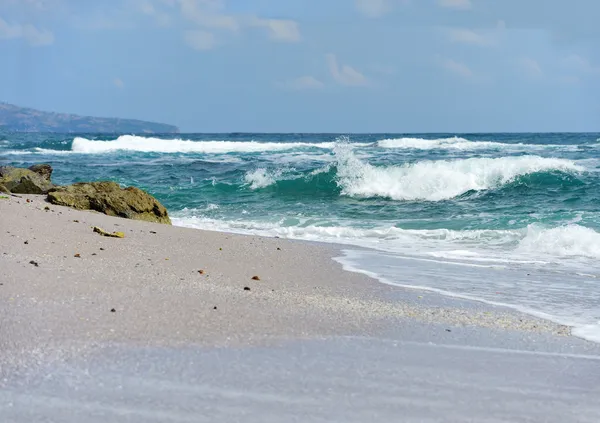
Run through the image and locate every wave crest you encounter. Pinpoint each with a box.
[377,136,579,151]
[334,143,584,201]
[71,135,338,154]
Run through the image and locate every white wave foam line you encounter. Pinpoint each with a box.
[377,136,579,151]
[334,144,584,201]
[517,224,600,259]
[71,135,343,154]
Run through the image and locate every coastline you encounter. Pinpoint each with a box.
[3,194,600,422]
[1,193,574,349]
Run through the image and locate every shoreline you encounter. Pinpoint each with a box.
[0,194,576,344]
[3,194,600,422]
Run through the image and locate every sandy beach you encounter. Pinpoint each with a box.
[2,194,600,422]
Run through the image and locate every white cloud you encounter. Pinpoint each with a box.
[176,0,301,47]
[184,29,216,50]
[446,28,489,46]
[135,0,172,26]
[326,54,369,86]
[279,76,324,91]
[438,0,472,10]
[179,0,240,32]
[355,0,392,18]
[249,17,300,42]
[519,57,543,78]
[0,17,54,46]
[113,78,125,88]
[563,54,600,74]
[441,58,473,78]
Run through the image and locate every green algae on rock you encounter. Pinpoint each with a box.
[0,165,54,194]
[47,181,171,225]
[93,226,126,238]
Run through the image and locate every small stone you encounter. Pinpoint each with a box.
[92,253,97,256]
[213,306,217,310]
[251,276,260,281]
[29,260,39,267]
[277,247,281,251]
[110,308,116,313]
[150,231,157,234]
[24,241,28,245]
[44,206,50,211]
[26,199,31,203]
[219,248,222,251]
[244,286,251,291]
[73,220,79,223]
[198,270,205,275]
[100,248,105,251]
[74,253,81,258]
[446,329,452,332]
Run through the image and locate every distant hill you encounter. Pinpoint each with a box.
[0,102,179,133]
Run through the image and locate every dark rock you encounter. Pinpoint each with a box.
[110,308,116,313]
[29,260,39,267]
[0,166,54,194]
[251,276,260,281]
[244,286,251,291]
[47,181,171,224]
[28,164,53,181]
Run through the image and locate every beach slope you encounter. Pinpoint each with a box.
[1,194,600,422]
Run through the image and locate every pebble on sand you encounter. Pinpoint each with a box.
[251,276,261,281]
[29,260,39,267]
[244,287,251,291]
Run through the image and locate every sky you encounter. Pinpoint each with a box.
[0,0,599,132]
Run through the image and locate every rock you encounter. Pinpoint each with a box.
[93,226,125,238]
[0,166,54,194]
[251,276,261,281]
[47,181,171,224]
[28,164,53,181]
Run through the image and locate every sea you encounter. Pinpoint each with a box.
[2,132,600,342]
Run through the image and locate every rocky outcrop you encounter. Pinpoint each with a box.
[0,165,54,194]
[47,181,171,225]
[28,164,53,181]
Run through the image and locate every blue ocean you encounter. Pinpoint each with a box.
[2,132,600,341]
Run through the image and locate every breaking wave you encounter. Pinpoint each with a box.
[377,136,581,151]
[334,144,584,201]
[71,135,341,154]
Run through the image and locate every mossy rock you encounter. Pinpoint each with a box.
[0,166,54,194]
[47,181,171,225]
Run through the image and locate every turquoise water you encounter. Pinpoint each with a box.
[2,132,600,341]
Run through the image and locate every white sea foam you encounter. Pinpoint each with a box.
[71,135,342,154]
[334,144,584,201]
[377,136,579,151]
[517,224,600,259]
[244,168,284,189]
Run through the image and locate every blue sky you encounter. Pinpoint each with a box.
[0,0,599,132]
